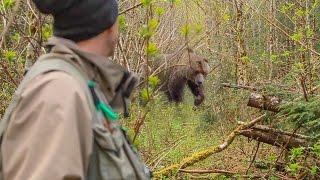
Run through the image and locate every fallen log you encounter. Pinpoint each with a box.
[247,93,282,112]
[239,128,309,149]
[236,123,311,140]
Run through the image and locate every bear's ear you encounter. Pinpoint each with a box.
[187,47,194,53]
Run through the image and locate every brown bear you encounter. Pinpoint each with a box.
[152,48,210,106]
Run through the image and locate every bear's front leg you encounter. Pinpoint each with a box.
[194,91,205,106]
[170,90,184,102]
[187,80,205,106]
[168,76,187,103]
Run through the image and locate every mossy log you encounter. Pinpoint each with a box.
[153,114,266,178]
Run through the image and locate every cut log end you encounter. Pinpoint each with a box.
[247,93,281,112]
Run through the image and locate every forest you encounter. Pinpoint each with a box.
[1,0,320,179]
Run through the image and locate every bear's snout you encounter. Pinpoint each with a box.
[194,73,205,86]
[196,80,203,85]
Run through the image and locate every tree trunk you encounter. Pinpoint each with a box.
[234,0,248,85]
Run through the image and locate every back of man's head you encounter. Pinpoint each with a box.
[33,0,118,42]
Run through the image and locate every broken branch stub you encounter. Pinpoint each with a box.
[247,93,281,112]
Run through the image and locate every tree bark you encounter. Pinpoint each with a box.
[246,124,311,140]
[239,128,308,149]
[247,92,281,112]
[234,0,248,85]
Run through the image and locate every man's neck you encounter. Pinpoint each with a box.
[77,40,111,57]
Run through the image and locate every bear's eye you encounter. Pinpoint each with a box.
[203,59,208,63]
[198,61,202,65]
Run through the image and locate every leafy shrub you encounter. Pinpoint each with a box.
[280,96,320,139]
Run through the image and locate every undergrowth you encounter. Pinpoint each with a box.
[124,86,270,179]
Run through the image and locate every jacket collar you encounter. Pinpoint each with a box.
[45,36,126,95]
[45,37,138,116]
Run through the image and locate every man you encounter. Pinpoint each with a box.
[0,0,150,179]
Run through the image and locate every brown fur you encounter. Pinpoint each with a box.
[154,49,210,106]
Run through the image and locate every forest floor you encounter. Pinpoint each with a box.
[125,92,279,179]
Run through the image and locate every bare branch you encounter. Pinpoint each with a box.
[119,3,143,15]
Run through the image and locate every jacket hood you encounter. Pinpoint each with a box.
[45,37,137,116]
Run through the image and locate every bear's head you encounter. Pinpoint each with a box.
[187,49,210,86]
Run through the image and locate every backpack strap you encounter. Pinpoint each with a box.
[0,59,96,175]
[0,58,95,137]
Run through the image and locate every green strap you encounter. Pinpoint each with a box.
[88,80,118,122]
[97,102,118,121]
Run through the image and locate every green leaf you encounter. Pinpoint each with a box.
[11,32,20,42]
[155,6,165,16]
[2,0,15,10]
[279,96,320,136]
[312,143,320,157]
[280,3,294,14]
[281,50,290,57]
[148,18,159,32]
[310,166,319,176]
[295,9,304,17]
[118,15,127,30]
[270,54,278,62]
[139,25,151,38]
[146,42,158,57]
[306,27,314,38]
[42,23,52,41]
[240,56,251,63]
[293,62,304,73]
[291,31,303,41]
[222,13,231,22]
[267,154,277,163]
[286,163,300,175]
[289,147,304,161]
[163,0,181,5]
[269,175,279,180]
[4,50,16,62]
[140,88,150,101]
[180,24,191,37]
[193,24,203,34]
[141,0,153,7]
[139,19,159,39]
[149,75,160,88]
